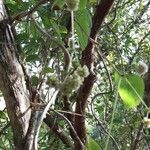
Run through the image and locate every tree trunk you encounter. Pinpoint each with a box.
[0,1,31,149]
[74,0,115,149]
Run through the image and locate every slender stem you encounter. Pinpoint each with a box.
[104,78,121,150]
[71,10,75,50]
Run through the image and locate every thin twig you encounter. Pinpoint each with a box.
[51,109,85,150]
[95,45,113,92]
[101,0,121,28]
[91,94,120,150]
[32,90,59,149]
[30,102,84,117]
[44,114,74,149]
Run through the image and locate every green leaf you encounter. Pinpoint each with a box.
[6,1,29,13]
[0,111,7,119]
[116,74,144,108]
[139,0,143,15]
[26,54,39,62]
[40,15,51,28]
[89,0,97,4]
[75,9,92,50]
[30,22,39,39]
[50,19,61,37]
[16,33,29,43]
[31,75,39,86]
[19,2,30,11]
[87,137,100,150]
[78,0,87,10]
[114,71,120,83]
[43,67,54,74]
[59,26,67,34]
[6,3,20,13]
[24,39,40,55]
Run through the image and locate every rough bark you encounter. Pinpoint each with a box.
[0,1,31,149]
[74,0,115,149]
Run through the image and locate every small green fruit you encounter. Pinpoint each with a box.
[47,76,58,87]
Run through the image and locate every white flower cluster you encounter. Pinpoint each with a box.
[138,61,148,75]
[47,76,59,88]
[143,117,150,128]
[66,0,80,11]
[60,65,89,96]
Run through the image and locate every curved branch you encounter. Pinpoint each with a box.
[44,114,74,149]
[91,94,120,150]
[52,109,85,150]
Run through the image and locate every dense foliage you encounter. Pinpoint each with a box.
[0,0,150,149]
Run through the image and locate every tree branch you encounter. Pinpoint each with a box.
[74,0,115,149]
[44,114,74,149]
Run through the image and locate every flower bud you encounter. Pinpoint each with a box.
[138,61,148,75]
[66,0,79,11]
[143,117,150,128]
